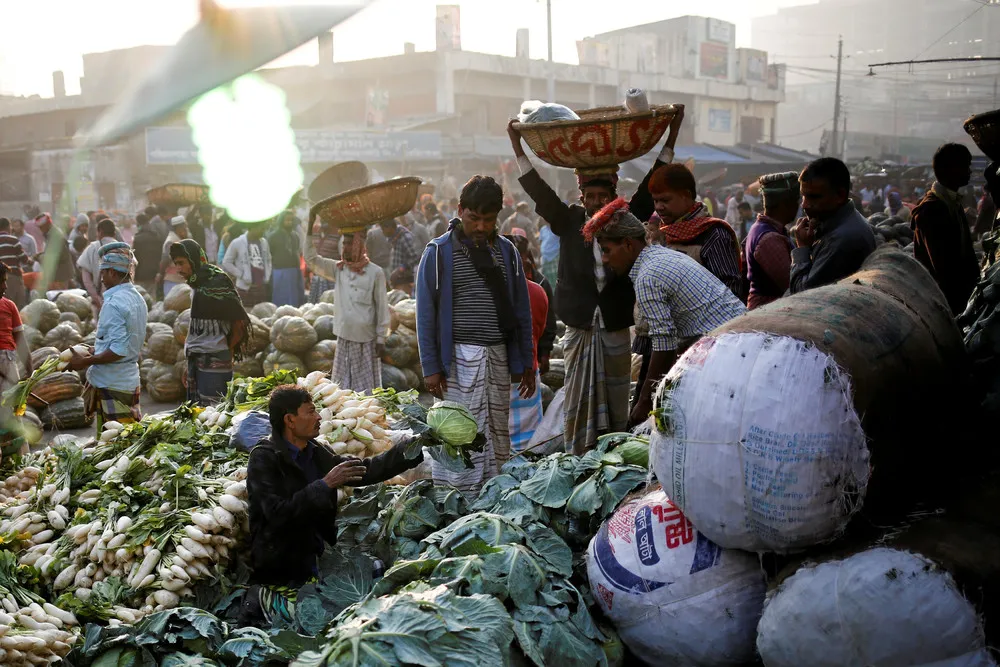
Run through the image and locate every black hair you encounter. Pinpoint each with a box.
[0,262,8,281]
[932,143,972,180]
[268,384,313,439]
[738,201,752,212]
[97,218,116,238]
[459,175,503,214]
[73,236,89,252]
[390,268,414,287]
[800,157,852,194]
[505,234,535,264]
[136,213,149,226]
[0,218,10,232]
[144,206,156,217]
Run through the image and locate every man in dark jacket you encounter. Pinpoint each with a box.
[790,158,876,293]
[245,385,422,595]
[911,143,979,315]
[507,106,684,454]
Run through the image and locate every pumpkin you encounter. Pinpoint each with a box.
[148,302,165,323]
[270,316,317,354]
[163,283,193,312]
[174,309,191,345]
[40,397,92,430]
[392,299,417,330]
[81,332,96,348]
[159,308,178,327]
[134,284,154,311]
[146,322,173,341]
[140,358,156,388]
[304,340,337,373]
[303,302,335,325]
[381,364,408,392]
[402,367,421,390]
[313,315,336,341]
[382,334,414,368]
[21,300,60,333]
[247,316,271,355]
[147,330,182,364]
[42,323,84,351]
[79,319,95,336]
[263,349,306,375]
[274,305,303,319]
[395,325,419,351]
[55,292,93,320]
[30,346,61,369]
[251,302,277,320]
[234,353,265,378]
[22,325,43,351]
[319,289,335,304]
[27,372,83,409]
[147,361,185,402]
[58,312,82,326]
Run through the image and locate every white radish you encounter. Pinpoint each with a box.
[217,494,244,515]
[190,512,217,532]
[129,548,161,587]
[153,590,180,608]
[211,506,234,530]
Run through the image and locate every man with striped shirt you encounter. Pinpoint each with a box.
[585,199,745,428]
[415,175,535,497]
[0,218,31,308]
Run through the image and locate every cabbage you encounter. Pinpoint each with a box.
[612,439,649,468]
[427,400,479,447]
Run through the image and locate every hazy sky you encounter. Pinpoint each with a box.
[0,0,816,97]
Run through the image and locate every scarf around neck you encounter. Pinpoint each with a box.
[171,238,253,361]
[452,221,517,342]
[660,202,743,268]
[337,234,370,275]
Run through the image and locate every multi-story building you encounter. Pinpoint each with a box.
[752,0,1000,161]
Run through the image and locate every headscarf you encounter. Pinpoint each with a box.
[69,215,89,244]
[759,171,800,209]
[171,215,187,228]
[888,191,904,215]
[98,242,136,275]
[582,198,646,242]
[169,239,253,361]
[337,233,370,275]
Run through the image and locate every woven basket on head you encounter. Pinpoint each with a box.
[146,183,210,208]
[513,104,678,173]
[311,177,422,234]
[307,161,371,203]
[964,109,1000,162]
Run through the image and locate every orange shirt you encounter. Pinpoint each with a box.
[0,297,23,351]
[525,280,549,371]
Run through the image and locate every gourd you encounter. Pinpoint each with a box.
[270,316,317,354]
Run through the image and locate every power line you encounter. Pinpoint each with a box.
[776,119,833,139]
[912,4,986,60]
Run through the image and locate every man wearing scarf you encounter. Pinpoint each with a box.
[507,106,684,455]
[885,190,911,222]
[170,240,252,404]
[745,172,797,310]
[415,175,535,497]
[302,222,389,393]
[67,243,147,432]
[647,163,744,299]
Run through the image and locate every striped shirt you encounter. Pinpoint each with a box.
[698,225,743,298]
[629,244,745,352]
[452,242,508,346]
[0,233,29,273]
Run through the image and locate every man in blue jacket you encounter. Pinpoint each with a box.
[415,175,535,497]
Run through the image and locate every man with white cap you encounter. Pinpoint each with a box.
[67,243,148,433]
[156,215,190,297]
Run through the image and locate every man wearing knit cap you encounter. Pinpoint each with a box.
[507,106,685,454]
[67,243,148,433]
[156,215,190,297]
[584,199,745,427]
[745,172,797,310]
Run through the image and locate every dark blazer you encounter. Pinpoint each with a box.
[246,436,421,586]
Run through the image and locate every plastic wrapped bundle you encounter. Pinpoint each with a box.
[517,100,580,124]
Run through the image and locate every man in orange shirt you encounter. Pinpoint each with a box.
[0,263,32,433]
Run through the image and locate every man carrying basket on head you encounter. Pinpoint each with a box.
[508,105,684,455]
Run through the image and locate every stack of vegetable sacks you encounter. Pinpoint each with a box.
[635,247,974,665]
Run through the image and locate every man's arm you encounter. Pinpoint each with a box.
[630,104,684,223]
[630,275,678,427]
[67,302,126,370]
[415,245,443,378]
[512,256,535,382]
[221,239,240,278]
[357,440,424,486]
[508,120,576,236]
[373,269,390,347]
[536,277,557,368]
[789,225,871,294]
[301,226,339,280]
[13,329,30,376]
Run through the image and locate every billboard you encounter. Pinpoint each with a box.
[700,42,729,80]
[708,109,732,134]
[707,18,733,44]
[435,5,461,52]
[745,50,767,83]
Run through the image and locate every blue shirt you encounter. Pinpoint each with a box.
[86,282,148,392]
[539,226,560,263]
[285,439,321,483]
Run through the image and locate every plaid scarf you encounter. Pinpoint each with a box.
[337,233,370,275]
[659,203,743,269]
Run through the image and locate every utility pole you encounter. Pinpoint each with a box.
[994,76,998,108]
[842,108,848,161]
[546,0,555,102]
[831,36,843,159]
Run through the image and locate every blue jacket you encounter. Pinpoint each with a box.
[416,226,534,379]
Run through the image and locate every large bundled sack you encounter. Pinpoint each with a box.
[233,353,264,378]
[40,397,92,430]
[392,299,416,329]
[270,315,317,354]
[55,292,92,320]
[42,323,84,351]
[27,372,83,409]
[250,302,276,320]
[313,315,335,341]
[247,315,271,355]
[274,304,302,319]
[587,488,765,666]
[650,248,966,553]
[757,547,993,667]
[173,309,191,344]
[541,358,565,390]
[21,300,61,333]
[147,360,185,402]
[302,302,335,325]
[22,325,43,350]
[263,349,306,374]
[163,283,193,312]
[147,330,183,364]
[304,340,336,373]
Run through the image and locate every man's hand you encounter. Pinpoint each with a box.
[628,395,653,430]
[507,119,525,158]
[424,373,447,398]
[538,356,550,375]
[518,371,536,399]
[323,460,367,490]
[669,104,685,134]
[792,218,815,248]
[66,347,92,372]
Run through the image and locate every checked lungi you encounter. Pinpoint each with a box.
[83,384,141,434]
[331,339,381,395]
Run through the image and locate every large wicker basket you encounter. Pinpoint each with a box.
[311,177,422,234]
[146,183,210,208]
[307,161,371,203]
[964,109,1000,161]
[513,104,678,172]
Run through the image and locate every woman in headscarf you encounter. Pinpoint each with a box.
[170,239,252,405]
[885,190,911,222]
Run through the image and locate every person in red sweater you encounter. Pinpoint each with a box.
[506,233,549,453]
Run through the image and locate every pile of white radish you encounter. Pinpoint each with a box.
[0,600,79,666]
[55,345,91,371]
[298,371,395,459]
[195,406,231,431]
[0,466,40,504]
